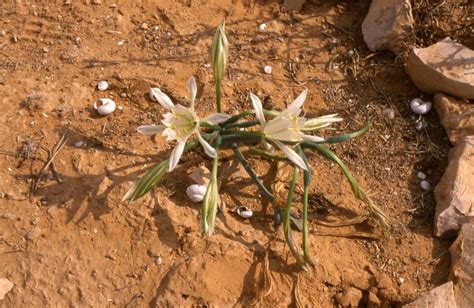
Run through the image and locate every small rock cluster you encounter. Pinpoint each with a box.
[360,1,473,307]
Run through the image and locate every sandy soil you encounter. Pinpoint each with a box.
[0,0,469,306]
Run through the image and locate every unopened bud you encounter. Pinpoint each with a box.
[211,21,228,84]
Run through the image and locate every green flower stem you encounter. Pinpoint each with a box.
[297,146,315,266]
[221,109,279,126]
[221,130,264,139]
[201,135,222,237]
[231,143,275,203]
[220,134,261,146]
[284,166,305,266]
[223,120,260,129]
[216,80,222,113]
[316,123,371,145]
[247,148,287,161]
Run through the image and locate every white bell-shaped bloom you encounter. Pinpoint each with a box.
[138,76,230,172]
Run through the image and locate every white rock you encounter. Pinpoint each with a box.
[186,184,207,203]
[434,136,474,237]
[420,180,431,191]
[93,98,116,116]
[403,282,457,308]
[410,98,432,115]
[258,23,267,31]
[362,0,414,55]
[405,38,474,99]
[263,65,272,74]
[97,80,108,91]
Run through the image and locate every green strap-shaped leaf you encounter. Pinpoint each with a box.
[123,160,169,202]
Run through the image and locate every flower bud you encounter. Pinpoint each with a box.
[211,21,228,84]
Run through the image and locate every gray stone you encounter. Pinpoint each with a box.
[434,136,474,237]
[450,223,474,307]
[362,0,414,54]
[403,281,457,308]
[434,93,474,146]
[406,38,474,99]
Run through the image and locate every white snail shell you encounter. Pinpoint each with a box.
[420,180,431,191]
[258,23,267,31]
[186,184,207,203]
[417,171,427,180]
[263,65,272,74]
[410,98,432,115]
[149,88,160,101]
[97,80,108,91]
[237,206,253,219]
[93,98,116,116]
[416,119,428,131]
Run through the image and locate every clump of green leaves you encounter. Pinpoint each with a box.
[125,22,390,270]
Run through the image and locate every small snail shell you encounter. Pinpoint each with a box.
[258,23,267,31]
[420,180,431,191]
[93,98,116,116]
[186,184,207,203]
[263,65,272,74]
[237,206,253,219]
[416,119,428,131]
[410,98,432,115]
[417,171,427,180]
[97,80,108,91]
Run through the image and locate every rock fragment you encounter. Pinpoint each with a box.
[403,281,457,307]
[449,223,474,307]
[361,0,414,55]
[406,38,474,99]
[335,287,363,307]
[434,93,474,146]
[0,278,13,300]
[434,136,474,237]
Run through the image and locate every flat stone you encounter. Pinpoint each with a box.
[283,0,306,11]
[335,287,363,307]
[434,136,474,237]
[449,223,474,307]
[362,0,414,55]
[403,281,457,308]
[0,278,13,300]
[406,38,474,99]
[434,93,474,146]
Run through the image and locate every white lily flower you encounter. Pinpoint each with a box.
[137,76,230,172]
[250,90,342,170]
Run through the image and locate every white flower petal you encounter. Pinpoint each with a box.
[188,76,197,109]
[197,132,217,158]
[287,89,307,113]
[137,125,165,135]
[302,134,325,143]
[203,113,231,125]
[272,140,308,171]
[168,140,186,172]
[250,92,265,126]
[150,88,174,110]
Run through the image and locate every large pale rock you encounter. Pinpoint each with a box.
[403,282,457,308]
[434,93,474,146]
[0,278,13,300]
[406,38,474,99]
[283,0,306,11]
[450,223,474,307]
[434,136,474,237]
[362,0,414,55]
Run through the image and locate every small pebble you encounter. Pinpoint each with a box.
[420,180,431,191]
[117,106,123,111]
[383,108,395,120]
[263,65,272,74]
[417,172,426,180]
[97,80,108,91]
[348,50,354,56]
[75,141,85,147]
[141,23,149,30]
[120,93,127,98]
[416,119,428,131]
[258,23,267,31]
